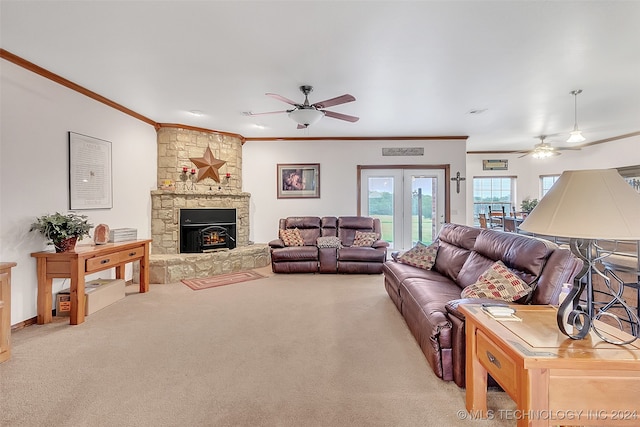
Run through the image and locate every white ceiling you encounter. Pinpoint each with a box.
[2,1,639,152]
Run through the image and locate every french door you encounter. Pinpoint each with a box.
[359,167,447,251]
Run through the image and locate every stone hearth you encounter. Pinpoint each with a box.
[149,245,269,284]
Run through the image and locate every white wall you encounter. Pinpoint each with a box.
[242,139,468,243]
[465,135,640,224]
[0,60,157,324]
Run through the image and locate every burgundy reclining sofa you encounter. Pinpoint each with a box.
[269,216,389,274]
[382,223,583,387]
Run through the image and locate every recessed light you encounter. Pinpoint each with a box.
[188,110,204,117]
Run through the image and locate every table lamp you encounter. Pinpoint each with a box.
[519,168,640,344]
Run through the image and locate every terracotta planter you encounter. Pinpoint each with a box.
[54,237,78,253]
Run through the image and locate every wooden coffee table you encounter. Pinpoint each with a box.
[460,304,640,427]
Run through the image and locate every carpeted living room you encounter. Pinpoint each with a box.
[2,2,640,427]
[1,267,516,426]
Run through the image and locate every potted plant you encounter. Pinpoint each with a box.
[30,212,93,252]
[520,198,539,213]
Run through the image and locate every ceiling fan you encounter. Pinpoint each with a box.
[517,135,581,159]
[244,85,359,129]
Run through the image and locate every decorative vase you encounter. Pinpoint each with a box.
[54,237,78,253]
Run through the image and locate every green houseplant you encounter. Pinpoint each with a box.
[30,212,93,252]
[520,198,539,213]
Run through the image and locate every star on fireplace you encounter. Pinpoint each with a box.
[190,146,226,183]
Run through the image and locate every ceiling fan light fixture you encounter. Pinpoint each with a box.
[532,149,553,159]
[567,89,586,143]
[567,128,586,143]
[288,108,324,127]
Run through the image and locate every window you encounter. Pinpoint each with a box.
[540,175,560,197]
[473,177,516,222]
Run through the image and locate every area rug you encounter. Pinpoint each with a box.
[181,270,266,290]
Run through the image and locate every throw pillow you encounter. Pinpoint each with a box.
[316,236,342,248]
[279,228,304,247]
[352,231,379,247]
[461,260,531,302]
[398,241,439,270]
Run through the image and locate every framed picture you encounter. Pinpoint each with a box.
[277,163,320,199]
[68,132,113,209]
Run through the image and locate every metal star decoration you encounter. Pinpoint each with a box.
[189,146,226,183]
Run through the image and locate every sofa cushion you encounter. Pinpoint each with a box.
[337,216,378,246]
[398,241,438,270]
[279,228,304,247]
[460,260,531,302]
[432,224,480,284]
[352,231,379,247]
[270,246,318,262]
[338,246,386,263]
[317,236,342,248]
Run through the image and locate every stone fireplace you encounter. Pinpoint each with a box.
[148,126,269,283]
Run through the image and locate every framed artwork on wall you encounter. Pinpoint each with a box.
[68,132,113,209]
[276,163,320,199]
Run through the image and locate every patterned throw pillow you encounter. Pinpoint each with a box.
[316,236,342,248]
[461,260,531,302]
[398,241,439,270]
[279,228,304,247]
[352,231,379,247]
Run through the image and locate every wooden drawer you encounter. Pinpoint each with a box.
[119,247,144,262]
[477,330,517,397]
[85,252,120,272]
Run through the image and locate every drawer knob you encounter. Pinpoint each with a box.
[100,259,110,264]
[486,351,501,368]
[128,252,136,256]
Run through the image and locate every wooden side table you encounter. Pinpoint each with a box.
[31,240,151,325]
[461,304,640,427]
[1,262,17,363]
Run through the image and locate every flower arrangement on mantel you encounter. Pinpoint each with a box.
[30,212,93,252]
[520,198,539,213]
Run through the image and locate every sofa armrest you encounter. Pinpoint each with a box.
[445,298,508,322]
[372,240,389,249]
[268,239,285,248]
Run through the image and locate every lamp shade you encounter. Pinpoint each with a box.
[519,169,640,240]
[288,108,324,126]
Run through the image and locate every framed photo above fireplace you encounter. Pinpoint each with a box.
[277,163,320,199]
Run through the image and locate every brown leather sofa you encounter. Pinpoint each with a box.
[382,223,583,388]
[269,216,389,273]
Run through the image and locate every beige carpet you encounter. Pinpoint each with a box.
[0,266,515,427]
[181,270,266,290]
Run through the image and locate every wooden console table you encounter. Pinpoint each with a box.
[31,240,151,325]
[1,262,17,363]
[461,304,640,427]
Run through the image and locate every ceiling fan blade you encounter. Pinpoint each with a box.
[266,93,299,106]
[244,110,289,116]
[518,152,532,158]
[556,147,582,151]
[312,94,355,109]
[323,110,359,122]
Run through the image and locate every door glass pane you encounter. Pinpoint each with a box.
[367,176,394,247]
[411,175,436,245]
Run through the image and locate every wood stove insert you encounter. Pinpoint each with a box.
[180,208,237,253]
